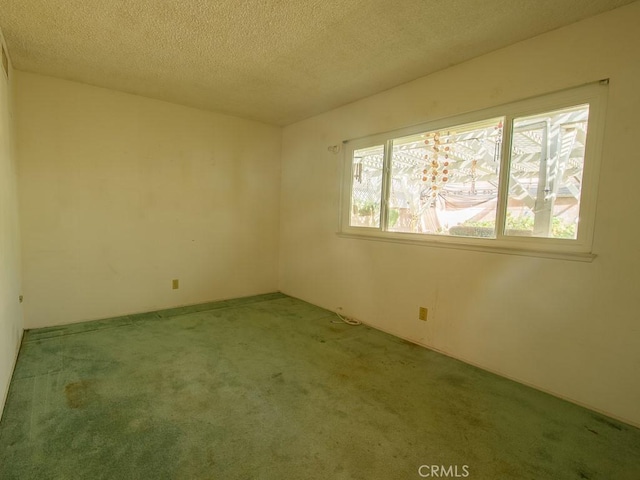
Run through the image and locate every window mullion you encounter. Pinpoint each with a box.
[495,115,513,239]
[380,139,393,231]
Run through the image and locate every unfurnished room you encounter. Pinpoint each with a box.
[0,1,639,479]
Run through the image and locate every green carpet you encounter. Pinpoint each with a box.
[0,293,638,479]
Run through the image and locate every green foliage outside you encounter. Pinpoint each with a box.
[388,208,400,227]
[463,213,576,238]
[356,202,377,216]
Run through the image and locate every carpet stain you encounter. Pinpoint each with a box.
[439,373,468,387]
[591,414,624,431]
[64,380,95,409]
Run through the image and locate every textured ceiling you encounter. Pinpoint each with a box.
[0,0,635,125]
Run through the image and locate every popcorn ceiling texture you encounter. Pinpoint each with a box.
[0,0,634,125]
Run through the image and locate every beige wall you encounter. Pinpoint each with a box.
[16,72,281,328]
[279,3,640,426]
[0,32,23,419]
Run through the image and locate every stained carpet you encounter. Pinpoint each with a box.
[1,293,638,479]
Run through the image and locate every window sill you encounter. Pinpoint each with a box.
[336,232,596,262]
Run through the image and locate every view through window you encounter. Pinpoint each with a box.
[343,84,606,254]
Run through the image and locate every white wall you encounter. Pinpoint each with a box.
[16,72,281,328]
[0,32,23,419]
[279,3,640,427]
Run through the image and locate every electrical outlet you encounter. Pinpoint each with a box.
[172,279,179,290]
[419,307,428,321]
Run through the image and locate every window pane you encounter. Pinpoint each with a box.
[387,118,504,238]
[506,105,589,239]
[350,145,384,228]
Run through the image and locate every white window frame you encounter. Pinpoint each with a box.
[338,82,608,261]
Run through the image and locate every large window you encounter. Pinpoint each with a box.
[340,83,607,258]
